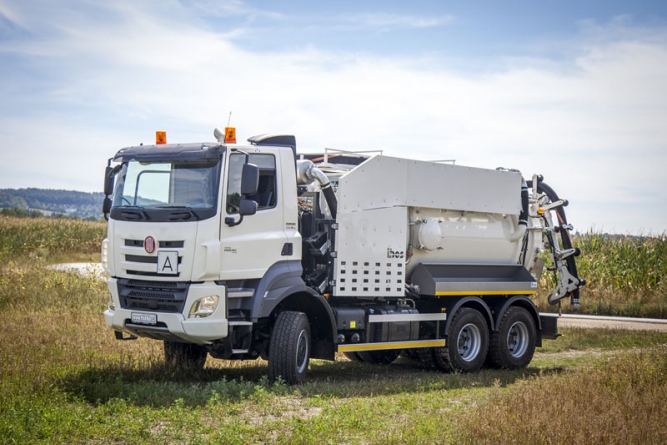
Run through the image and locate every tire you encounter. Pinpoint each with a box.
[268,311,311,384]
[163,341,207,371]
[432,345,453,372]
[434,307,489,373]
[357,349,401,365]
[416,348,436,369]
[487,306,536,369]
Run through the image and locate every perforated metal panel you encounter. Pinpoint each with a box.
[334,207,407,297]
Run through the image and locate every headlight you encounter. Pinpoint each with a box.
[108,294,115,311]
[189,295,219,318]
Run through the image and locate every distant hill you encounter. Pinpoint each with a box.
[0,188,104,220]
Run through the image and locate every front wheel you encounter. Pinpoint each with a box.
[268,311,311,384]
[487,306,536,369]
[433,307,489,373]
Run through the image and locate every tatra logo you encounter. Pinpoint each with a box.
[144,236,156,254]
[387,248,404,259]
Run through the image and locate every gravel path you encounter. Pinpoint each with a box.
[48,262,108,279]
[553,314,667,332]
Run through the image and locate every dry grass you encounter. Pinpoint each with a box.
[0,215,105,262]
[2,217,667,443]
[460,345,667,444]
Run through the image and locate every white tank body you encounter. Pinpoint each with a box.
[407,207,522,277]
[331,155,535,298]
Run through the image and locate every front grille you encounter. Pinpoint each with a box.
[125,255,158,264]
[123,254,183,277]
[117,278,189,313]
[125,239,185,248]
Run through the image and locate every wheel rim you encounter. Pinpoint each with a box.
[295,329,309,374]
[457,323,482,362]
[506,321,529,358]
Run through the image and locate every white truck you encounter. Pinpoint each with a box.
[102,128,584,383]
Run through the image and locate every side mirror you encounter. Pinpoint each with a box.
[102,197,112,220]
[225,199,257,227]
[241,163,259,196]
[239,199,257,216]
[104,166,115,196]
[104,164,122,196]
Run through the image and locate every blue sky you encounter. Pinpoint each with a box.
[1,0,666,234]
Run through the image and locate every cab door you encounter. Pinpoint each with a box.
[219,148,293,280]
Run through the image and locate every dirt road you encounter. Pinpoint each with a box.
[546,314,667,332]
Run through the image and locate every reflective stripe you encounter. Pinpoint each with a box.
[338,339,446,352]
[435,290,537,296]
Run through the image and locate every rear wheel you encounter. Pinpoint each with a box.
[268,311,311,384]
[434,307,489,373]
[416,348,436,369]
[487,306,536,369]
[163,341,207,371]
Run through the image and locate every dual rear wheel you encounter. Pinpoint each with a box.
[428,306,537,372]
[487,306,536,369]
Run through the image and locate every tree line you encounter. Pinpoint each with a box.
[0,188,104,220]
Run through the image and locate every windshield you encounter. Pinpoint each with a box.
[111,158,221,221]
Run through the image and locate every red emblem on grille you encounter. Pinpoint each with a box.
[144,236,156,254]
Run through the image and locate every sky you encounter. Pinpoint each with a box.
[1,0,666,235]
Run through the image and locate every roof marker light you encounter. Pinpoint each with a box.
[156,131,167,145]
[224,127,236,144]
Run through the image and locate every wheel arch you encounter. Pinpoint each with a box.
[444,296,494,337]
[489,295,543,347]
[261,288,337,361]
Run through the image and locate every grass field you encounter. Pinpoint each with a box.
[1,216,667,443]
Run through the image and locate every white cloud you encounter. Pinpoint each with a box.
[339,12,454,30]
[1,4,666,233]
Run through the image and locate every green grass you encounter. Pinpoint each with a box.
[2,217,667,443]
[0,254,665,443]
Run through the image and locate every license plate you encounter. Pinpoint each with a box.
[157,251,178,275]
[131,312,157,325]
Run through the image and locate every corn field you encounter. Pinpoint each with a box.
[0,215,106,261]
[537,231,667,317]
[1,216,666,317]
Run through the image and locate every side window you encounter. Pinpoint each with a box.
[226,154,277,214]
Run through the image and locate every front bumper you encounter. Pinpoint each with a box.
[104,277,228,344]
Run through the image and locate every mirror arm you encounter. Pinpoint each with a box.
[225,215,244,227]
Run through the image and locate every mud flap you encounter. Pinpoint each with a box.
[539,314,560,340]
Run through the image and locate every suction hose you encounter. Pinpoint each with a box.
[296,160,337,218]
[527,177,581,305]
[508,178,530,242]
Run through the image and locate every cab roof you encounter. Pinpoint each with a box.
[112,143,225,163]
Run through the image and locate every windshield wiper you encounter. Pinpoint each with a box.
[156,206,201,221]
[120,206,150,221]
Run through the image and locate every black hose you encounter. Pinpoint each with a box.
[527,178,581,303]
[519,182,529,226]
[322,184,338,219]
